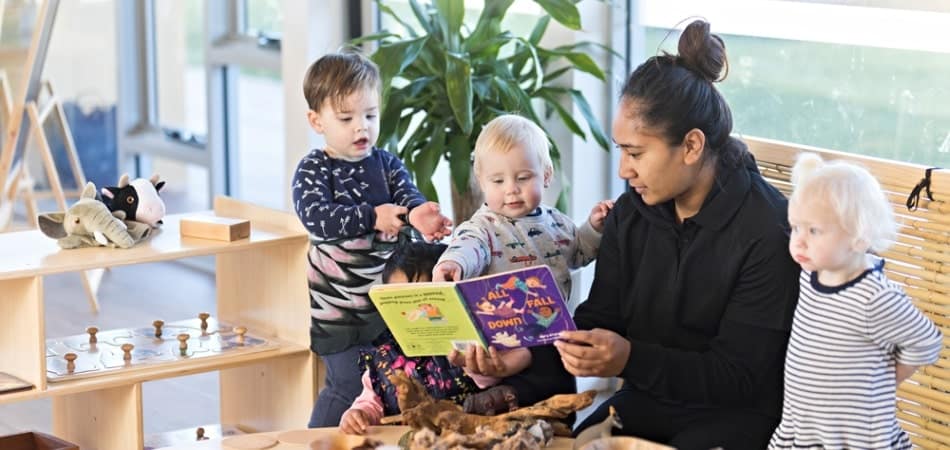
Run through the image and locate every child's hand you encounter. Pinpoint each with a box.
[448,346,529,378]
[375,203,409,237]
[432,261,463,282]
[339,409,370,435]
[409,202,453,241]
[896,363,919,384]
[588,200,615,232]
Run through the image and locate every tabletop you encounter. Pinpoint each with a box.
[154,425,675,450]
[153,425,575,450]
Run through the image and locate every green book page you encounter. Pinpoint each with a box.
[370,283,485,357]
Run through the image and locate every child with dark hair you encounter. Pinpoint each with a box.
[340,241,513,435]
[293,50,452,427]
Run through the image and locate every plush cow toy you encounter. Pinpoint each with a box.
[101,174,167,227]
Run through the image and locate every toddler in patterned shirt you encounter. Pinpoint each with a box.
[432,114,613,407]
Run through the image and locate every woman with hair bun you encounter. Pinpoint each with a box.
[553,20,801,448]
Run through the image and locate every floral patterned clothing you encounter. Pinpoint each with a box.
[346,332,482,423]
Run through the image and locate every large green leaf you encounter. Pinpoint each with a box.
[543,66,572,83]
[434,0,464,51]
[465,31,513,57]
[413,124,447,201]
[537,48,606,80]
[375,1,417,38]
[537,87,586,139]
[555,40,621,58]
[378,90,407,145]
[472,76,494,102]
[445,53,474,135]
[408,0,434,35]
[349,31,399,46]
[447,133,473,194]
[492,77,529,113]
[533,0,581,30]
[569,89,610,150]
[511,38,544,91]
[528,16,550,46]
[413,36,447,78]
[467,0,515,53]
[373,36,429,92]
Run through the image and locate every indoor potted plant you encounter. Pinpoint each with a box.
[355,0,610,224]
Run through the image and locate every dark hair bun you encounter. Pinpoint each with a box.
[677,20,728,82]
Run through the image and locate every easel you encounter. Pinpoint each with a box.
[0,0,103,313]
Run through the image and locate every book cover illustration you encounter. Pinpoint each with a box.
[370,284,487,357]
[455,265,576,349]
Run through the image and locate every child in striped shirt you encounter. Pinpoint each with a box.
[769,153,943,450]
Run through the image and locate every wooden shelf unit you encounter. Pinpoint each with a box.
[0,197,320,450]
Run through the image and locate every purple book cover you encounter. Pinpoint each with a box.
[455,265,576,349]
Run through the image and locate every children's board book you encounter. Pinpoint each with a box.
[368,265,575,357]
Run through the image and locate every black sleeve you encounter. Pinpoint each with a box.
[572,194,629,334]
[620,230,800,406]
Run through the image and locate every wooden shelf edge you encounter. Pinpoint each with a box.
[0,233,307,281]
[0,345,311,405]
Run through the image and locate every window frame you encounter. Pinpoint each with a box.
[115,0,281,204]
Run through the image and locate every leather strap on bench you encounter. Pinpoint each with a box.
[906,167,940,211]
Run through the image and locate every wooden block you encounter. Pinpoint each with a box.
[180,216,250,242]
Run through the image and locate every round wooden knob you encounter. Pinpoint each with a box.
[121,343,134,361]
[86,326,98,343]
[196,427,205,440]
[198,312,210,330]
[153,320,164,338]
[177,333,190,356]
[233,326,247,345]
[64,353,77,372]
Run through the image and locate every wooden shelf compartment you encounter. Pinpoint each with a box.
[0,197,320,449]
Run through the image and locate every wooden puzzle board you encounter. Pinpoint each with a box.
[46,317,274,382]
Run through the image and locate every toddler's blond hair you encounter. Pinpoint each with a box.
[472,115,554,178]
[790,152,897,253]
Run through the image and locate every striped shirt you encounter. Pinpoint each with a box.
[769,257,942,450]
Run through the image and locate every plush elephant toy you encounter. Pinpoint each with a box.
[38,182,152,249]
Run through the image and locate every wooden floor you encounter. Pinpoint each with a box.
[0,259,221,436]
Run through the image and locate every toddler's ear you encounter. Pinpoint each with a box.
[306,110,324,133]
[543,167,553,188]
[851,236,871,253]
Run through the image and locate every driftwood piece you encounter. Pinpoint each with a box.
[385,372,597,436]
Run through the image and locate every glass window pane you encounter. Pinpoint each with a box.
[42,0,118,188]
[155,0,206,136]
[634,2,950,167]
[152,156,210,213]
[236,67,284,210]
[245,0,282,36]
[1,0,40,99]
